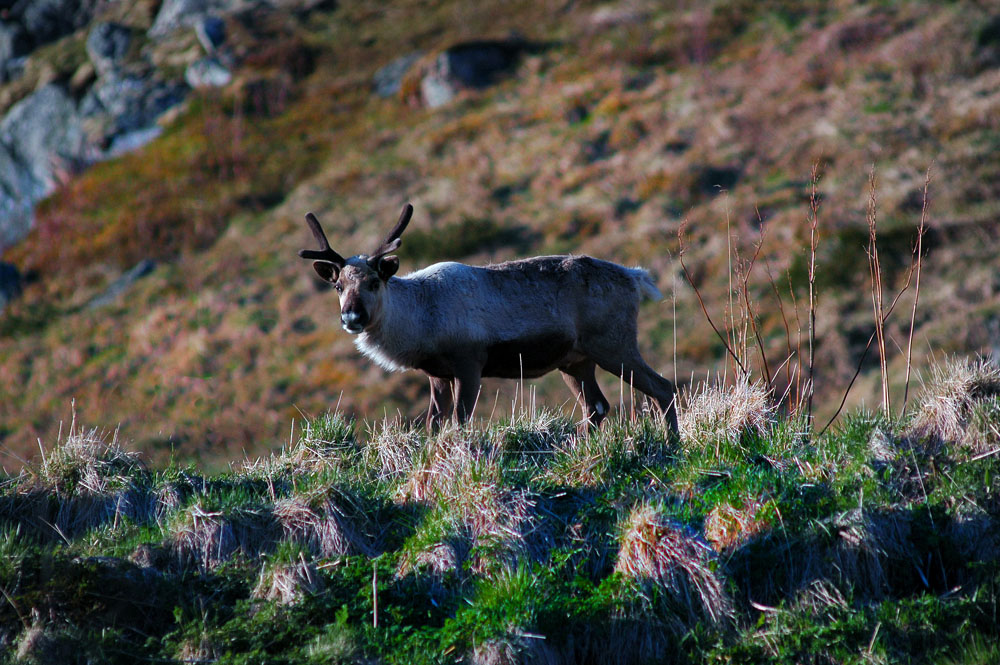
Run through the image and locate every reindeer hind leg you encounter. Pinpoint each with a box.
[595,347,678,433]
[561,360,611,430]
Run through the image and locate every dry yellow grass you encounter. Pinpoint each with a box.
[678,378,775,445]
[615,502,733,633]
[908,356,1000,453]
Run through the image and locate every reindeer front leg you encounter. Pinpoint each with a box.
[427,376,454,431]
[452,363,483,425]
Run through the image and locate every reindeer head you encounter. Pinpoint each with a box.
[298,204,413,334]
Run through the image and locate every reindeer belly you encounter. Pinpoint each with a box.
[481,333,575,378]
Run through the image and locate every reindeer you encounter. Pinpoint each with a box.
[298,204,678,433]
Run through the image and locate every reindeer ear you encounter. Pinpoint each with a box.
[376,255,399,280]
[313,261,340,283]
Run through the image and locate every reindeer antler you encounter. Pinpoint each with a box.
[298,212,346,266]
[369,204,413,262]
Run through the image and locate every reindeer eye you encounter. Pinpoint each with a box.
[334,283,343,293]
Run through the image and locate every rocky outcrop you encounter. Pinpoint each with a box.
[0,0,343,258]
[86,22,133,76]
[0,68,187,249]
[186,57,232,88]
[373,52,423,98]
[5,0,100,50]
[87,260,156,309]
[0,261,21,313]
[80,72,187,154]
[0,84,87,250]
[417,40,524,108]
[149,0,249,38]
[0,22,28,83]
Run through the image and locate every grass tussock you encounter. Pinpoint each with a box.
[399,432,543,576]
[263,412,359,475]
[252,550,324,605]
[615,501,734,634]
[170,501,278,570]
[678,378,776,447]
[546,415,671,488]
[908,356,1000,453]
[0,420,157,541]
[273,491,378,559]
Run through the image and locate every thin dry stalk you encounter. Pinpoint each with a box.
[725,197,739,382]
[786,269,805,414]
[806,162,821,426]
[765,258,795,408]
[677,221,748,378]
[739,213,772,387]
[902,166,932,414]
[819,278,914,435]
[821,182,922,435]
[867,166,890,414]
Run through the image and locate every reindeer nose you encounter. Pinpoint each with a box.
[341,311,366,333]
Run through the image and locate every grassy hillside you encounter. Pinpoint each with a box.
[1,0,1000,469]
[1,357,999,662]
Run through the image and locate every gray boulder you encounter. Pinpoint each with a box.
[186,56,232,88]
[0,261,22,314]
[373,52,423,98]
[195,16,227,53]
[11,0,99,46]
[0,21,28,82]
[87,259,156,309]
[0,148,37,251]
[0,84,87,249]
[264,0,338,11]
[80,72,188,150]
[420,41,522,108]
[149,0,248,38]
[86,22,133,76]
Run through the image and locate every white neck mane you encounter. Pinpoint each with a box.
[353,275,425,372]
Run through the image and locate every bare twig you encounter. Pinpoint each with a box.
[866,165,890,414]
[787,269,804,414]
[806,163,821,426]
[372,560,379,628]
[765,258,794,407]
[725,196,738,382]
[819,268,915,435]
[678,222,749,377]
[969,448,1000,462]
[742,210,772,387]
[902,165,932,415]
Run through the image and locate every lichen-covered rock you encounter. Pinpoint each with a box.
[80,71,187,150]
[86,22,133,75]
[0,21,28,82]
[0,84,87,249]
[0,148,36,251]
[87,259,156,309]
[419,41,523,108]
[10,0,99,47]
[373,51,423,98]
[186,56,232,88]
[149,0,248,38]
[0,261,21,314]
[195,15,227,52]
